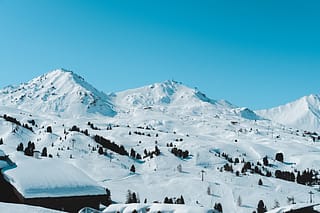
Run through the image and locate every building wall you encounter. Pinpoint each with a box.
[0,169,21,203]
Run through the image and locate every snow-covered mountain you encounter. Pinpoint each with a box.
[0,70,261,121]
[113,80,262,121]
[0,69,320,213]
[0,69,116,117]
[257,94,320,132]
[114,80,221,108]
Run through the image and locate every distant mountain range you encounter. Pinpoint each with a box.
[1,69,318,131]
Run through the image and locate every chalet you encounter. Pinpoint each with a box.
[1,155,110,213]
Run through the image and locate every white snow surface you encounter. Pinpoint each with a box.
[3,154,106,198]
[266,203,320,213]
[0,69,116,117]
[257,94,320,132]
[0,202,64,213]
[103,203,216,213]
[0,70,320,213]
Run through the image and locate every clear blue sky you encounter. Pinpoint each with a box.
[0,0,320,109]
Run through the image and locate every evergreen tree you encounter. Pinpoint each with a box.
[0,138,3,145]
[132,192,137,203]
[136,153,142,160]
[126,190,132,204]
[155,145,160,156]
[275,152,284,162]
[257,200,267,213]
[214,203,223,213]
[258,179,263,186]
[179,195,185,204]
[41,147,47,157]
[98,147,104,155]
[46,126,52,133]
[263,156,269,166]
[130,164,136,173]
[164,197,169,203]
[130,148,136,158]
[17,142,24,151]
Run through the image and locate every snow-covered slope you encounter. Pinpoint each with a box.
[0,69,116,117]
[257,94,320,131]
[114,80,231,109]
[103,203,216,213]
[0,70,320,213]
[113,80,261,122]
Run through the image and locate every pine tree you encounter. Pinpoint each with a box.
[41,147,47,157]
[130,164,136,173]
[258,178,263,186]
[214,203,223,212]
[136,153,142,160]
[0,138,3,145]
[130,148,136,158]
[275,152,284,162]
[257,200,267,213]
[126,190,132,204]
[263,156,269,166]
[164,197,169,203]
[98,147,104,155]
[132,192,137,203]
[46,126,52,133]
[179,195,185,204]
[17,142,24,151]
[155,145,160,156]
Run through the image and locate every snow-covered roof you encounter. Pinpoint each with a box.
[0,150,5,157]
[0,202,64,213]
[3,158,106,198]
[103,203,216,213]
[266,203,320,213]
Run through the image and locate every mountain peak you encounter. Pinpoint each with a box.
[0,69,116,117]
[257,94,320,131]
[113,80,238,115]
[36,69,83,86]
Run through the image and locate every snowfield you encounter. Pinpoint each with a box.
[0,69,319,213]
[103,203,216,213]
[0,202,64,213]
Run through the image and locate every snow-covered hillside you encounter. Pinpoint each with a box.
[0,69,116,117]
[0,70,320,213]
[257,94,320,132]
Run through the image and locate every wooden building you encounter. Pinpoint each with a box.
[1,154,110,213]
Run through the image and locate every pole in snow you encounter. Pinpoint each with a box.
[201,170,205,181]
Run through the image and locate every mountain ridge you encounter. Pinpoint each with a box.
[0,69,116,117]
[1,69,318,130]
[257,94,320,131]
